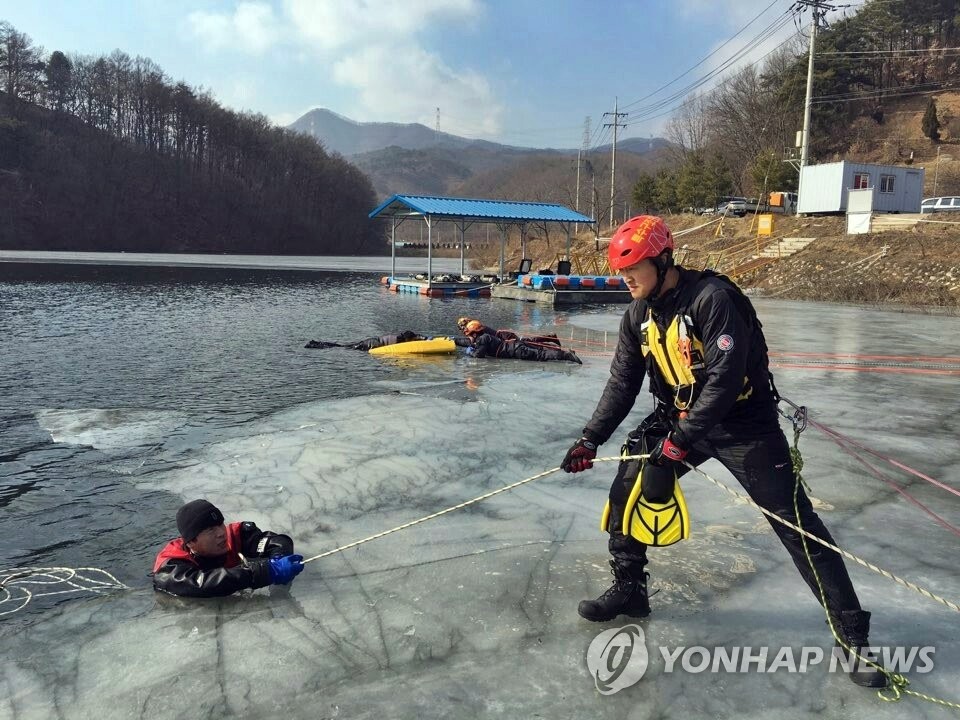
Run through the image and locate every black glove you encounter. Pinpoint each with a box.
[647,435,687,467]
[561,437,598,473]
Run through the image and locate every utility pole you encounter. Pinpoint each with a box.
[604,98,628,231]
[934,144,942,195]
[575,117,591,215]
[575,116,591,232]
[797,1,832,184]
[591,170,597,229]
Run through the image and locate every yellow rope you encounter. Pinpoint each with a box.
[785,428,960,711]
[301,462,576,563]
[302,452,960,707]
[679,459,960,613]
[304,456,960,614]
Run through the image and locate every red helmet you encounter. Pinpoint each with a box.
[465,320,484,336]
[608,215,674,271]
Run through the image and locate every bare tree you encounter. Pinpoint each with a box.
[0,22,44,106]
[665,92,711,162]
[1,20,379,255]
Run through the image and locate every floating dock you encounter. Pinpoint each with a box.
[381,276,493,298]
[381,273,631,305]
[492,274,632,306]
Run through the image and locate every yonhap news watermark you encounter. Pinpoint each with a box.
[586,625,935,695]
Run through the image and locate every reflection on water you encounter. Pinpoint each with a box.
[0,263,564,415]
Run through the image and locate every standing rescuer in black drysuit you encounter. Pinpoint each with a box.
[561,215,886,688]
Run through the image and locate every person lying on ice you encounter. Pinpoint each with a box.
[463,321,581,364]
[305,330,430,350]
[560,214,887,689]
[456,317,563,346]
[152,499,304,597]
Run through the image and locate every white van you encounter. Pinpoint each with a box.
[920,196,960,213]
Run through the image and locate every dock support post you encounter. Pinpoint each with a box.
[390,217,397,281]
[499,226,506,281]
[426,215,433,287]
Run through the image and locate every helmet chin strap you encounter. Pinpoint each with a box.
[645,253,675,306]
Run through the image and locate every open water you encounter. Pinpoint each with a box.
[0,263,563,582]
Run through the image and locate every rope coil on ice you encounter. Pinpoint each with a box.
[0,567,128,618]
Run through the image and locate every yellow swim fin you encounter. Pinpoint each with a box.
[599,475,690,546]
[623,470,690,546]
[600,500,611,532]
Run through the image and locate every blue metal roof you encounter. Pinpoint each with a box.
[369,194,595,223]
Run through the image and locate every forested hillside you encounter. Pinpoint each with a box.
[631,0,960,213]
[0,21,380,255]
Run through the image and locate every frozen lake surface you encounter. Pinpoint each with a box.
[2,265,959,719]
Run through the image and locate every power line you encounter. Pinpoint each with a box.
[623,8,800,124]
[618,0,786,113]
[819,46,960,55]
[591,7,799,150]
[618,22,804,131]
[811,86,955,105]
[588,124,613,154]
[813,79,955,102]
[588,4,799,151]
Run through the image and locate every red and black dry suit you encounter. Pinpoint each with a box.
[152,522,294,598]
[582,267,864,618]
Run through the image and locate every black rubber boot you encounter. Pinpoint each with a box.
[578,560,650,622]
[834,610,889,688]
[563,350,582,364]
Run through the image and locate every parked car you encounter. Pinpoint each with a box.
[920,196,960,214]
[720,197,748,217]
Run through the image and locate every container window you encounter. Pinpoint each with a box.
[853,173,871,189]
[879,175,895,193]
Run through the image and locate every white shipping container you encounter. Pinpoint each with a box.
[798,161,924,214]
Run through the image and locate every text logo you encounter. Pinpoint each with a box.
[585,624,648,694]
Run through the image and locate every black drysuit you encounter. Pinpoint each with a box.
[305,331,424,350]
[582,267,862,618]
[470,333,580,363]
[152,522,294,598]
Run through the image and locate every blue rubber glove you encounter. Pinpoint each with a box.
[268,554,304,585]
[465,346,475,356]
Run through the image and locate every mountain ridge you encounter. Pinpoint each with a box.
[289,108,671,202]
[288,107,670,157]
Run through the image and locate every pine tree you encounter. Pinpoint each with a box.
[631,173,656,213]
[921,98,940,141]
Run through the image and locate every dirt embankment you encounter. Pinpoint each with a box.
[745,227,960,307]
[489,213,960,310]
[686,215,960,309]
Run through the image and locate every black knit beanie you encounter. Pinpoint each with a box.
[176,499,225,542]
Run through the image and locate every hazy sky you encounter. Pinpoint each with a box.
[0,1,864,149]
